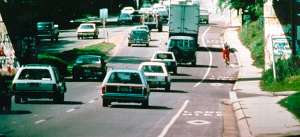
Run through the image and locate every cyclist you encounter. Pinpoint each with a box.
[222,43,230,66]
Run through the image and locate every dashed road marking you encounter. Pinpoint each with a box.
[66,108,75,113]
[187,119,211,126]
[35,119,46,124]
[182,110,223,117]
[88,100,95,104]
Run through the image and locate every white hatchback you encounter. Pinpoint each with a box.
[138,62,171,91]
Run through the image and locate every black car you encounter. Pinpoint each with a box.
[72,55,107,80]
[167,36,198,66]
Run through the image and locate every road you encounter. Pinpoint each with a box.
[0,1,241,137]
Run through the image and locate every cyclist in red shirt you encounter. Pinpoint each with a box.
[222,43,230,66]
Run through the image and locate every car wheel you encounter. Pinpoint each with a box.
[54,93,64,103]
[165,83,171,92]
[173,67,177,75]
[142,99,149,108]
[192,60,196,66]
[128,43,131,47]
[102,99,109,107]
[93,35,98,39]
[15,96,21,104]
[158,26,163,32]
[55,36,58,42]
[146,43,149,47]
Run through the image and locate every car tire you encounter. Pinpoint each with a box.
[54,93,64,103]
[93,35,98,39]
[192,60,196,66]
[165,84,171,92]
[173,67,177,75]
[55,36,58,42]
[77,35,80,40]
[128,43,131,47]
[142,99,149,108]
[15,96,21,104]
[158,26,163,32]
[102,99,109,107]
[146,43,149,47]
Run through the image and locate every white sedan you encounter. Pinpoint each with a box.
[138,62,171,91]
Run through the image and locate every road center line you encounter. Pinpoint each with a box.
[35,119,46,125]
[157,100,190,137]
[193,26,213,87]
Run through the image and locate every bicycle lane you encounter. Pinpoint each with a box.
[157,23,239,137]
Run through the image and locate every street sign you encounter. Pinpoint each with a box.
[99,8,108,19]
[272,36,292,60]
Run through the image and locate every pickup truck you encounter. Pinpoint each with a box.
[100,69,150,107]
[36,22,59,42]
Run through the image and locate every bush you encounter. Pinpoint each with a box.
[240,20,265,68]
[38,54,69,76]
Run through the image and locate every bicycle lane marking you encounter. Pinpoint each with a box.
[193,26,212,87]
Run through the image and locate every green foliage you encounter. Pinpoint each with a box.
[38,54,69,76]
[240,21,264,68]
[38,42,115,76]
[261,57,300,92]
[279,92,300,120]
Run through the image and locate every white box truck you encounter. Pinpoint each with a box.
[168,3,200,43]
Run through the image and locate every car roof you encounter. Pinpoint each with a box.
[79,23,95,26]
[109,69,141,73]
[77,55,102,58]
[140,62,165,66]
[132,28,148,32]
[154,51,174,54]
[169,36,195,40]
[21,64,53,68]
[136,25,149,28]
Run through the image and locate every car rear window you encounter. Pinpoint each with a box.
[76,56,100,64]
[107,72,142,84]
[18,69,52,80]
[169,39,196,49]
[80,24,95,29]
[142,65,163,73]
[131,30,147,36]
[155,53,173,59]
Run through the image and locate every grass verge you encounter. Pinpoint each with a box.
[38,42,115,76]
[239,21,264,68]
[279,92,300,120]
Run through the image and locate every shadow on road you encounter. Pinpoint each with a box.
[0,110,32,115]
[110,104,172,110]
[151,89,188,93]
[171,78,236,83]
[24,100,84,105]
[179,64,218,68]
[197,47,237,53]
[171,73,191,76]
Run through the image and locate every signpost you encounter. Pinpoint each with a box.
[99,8,109,42]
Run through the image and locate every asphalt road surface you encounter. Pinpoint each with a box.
[0,1,241,137]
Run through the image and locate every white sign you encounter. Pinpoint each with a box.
[99,8,108,19]
[186,120,211,126]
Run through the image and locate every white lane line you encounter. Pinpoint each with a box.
[66,108,75,113]
[193,26,213,87]
[88,100,95,104]
[229,91,238,102]
[35,119,46,124]
[157,100,190,137]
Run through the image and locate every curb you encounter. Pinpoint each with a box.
[224,28,253,137]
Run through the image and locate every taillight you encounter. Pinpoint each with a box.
[100,86,106,95]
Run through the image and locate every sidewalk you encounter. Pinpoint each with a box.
[224,26,300,137]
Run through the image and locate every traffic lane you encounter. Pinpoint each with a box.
[107,28,169,70]
[39,26,134,53]
[6,88,189,137]
[0,81,102,136]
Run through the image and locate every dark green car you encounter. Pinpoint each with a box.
[72,55,107,80]
[167,36,198,66]
[128,29,150,47]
